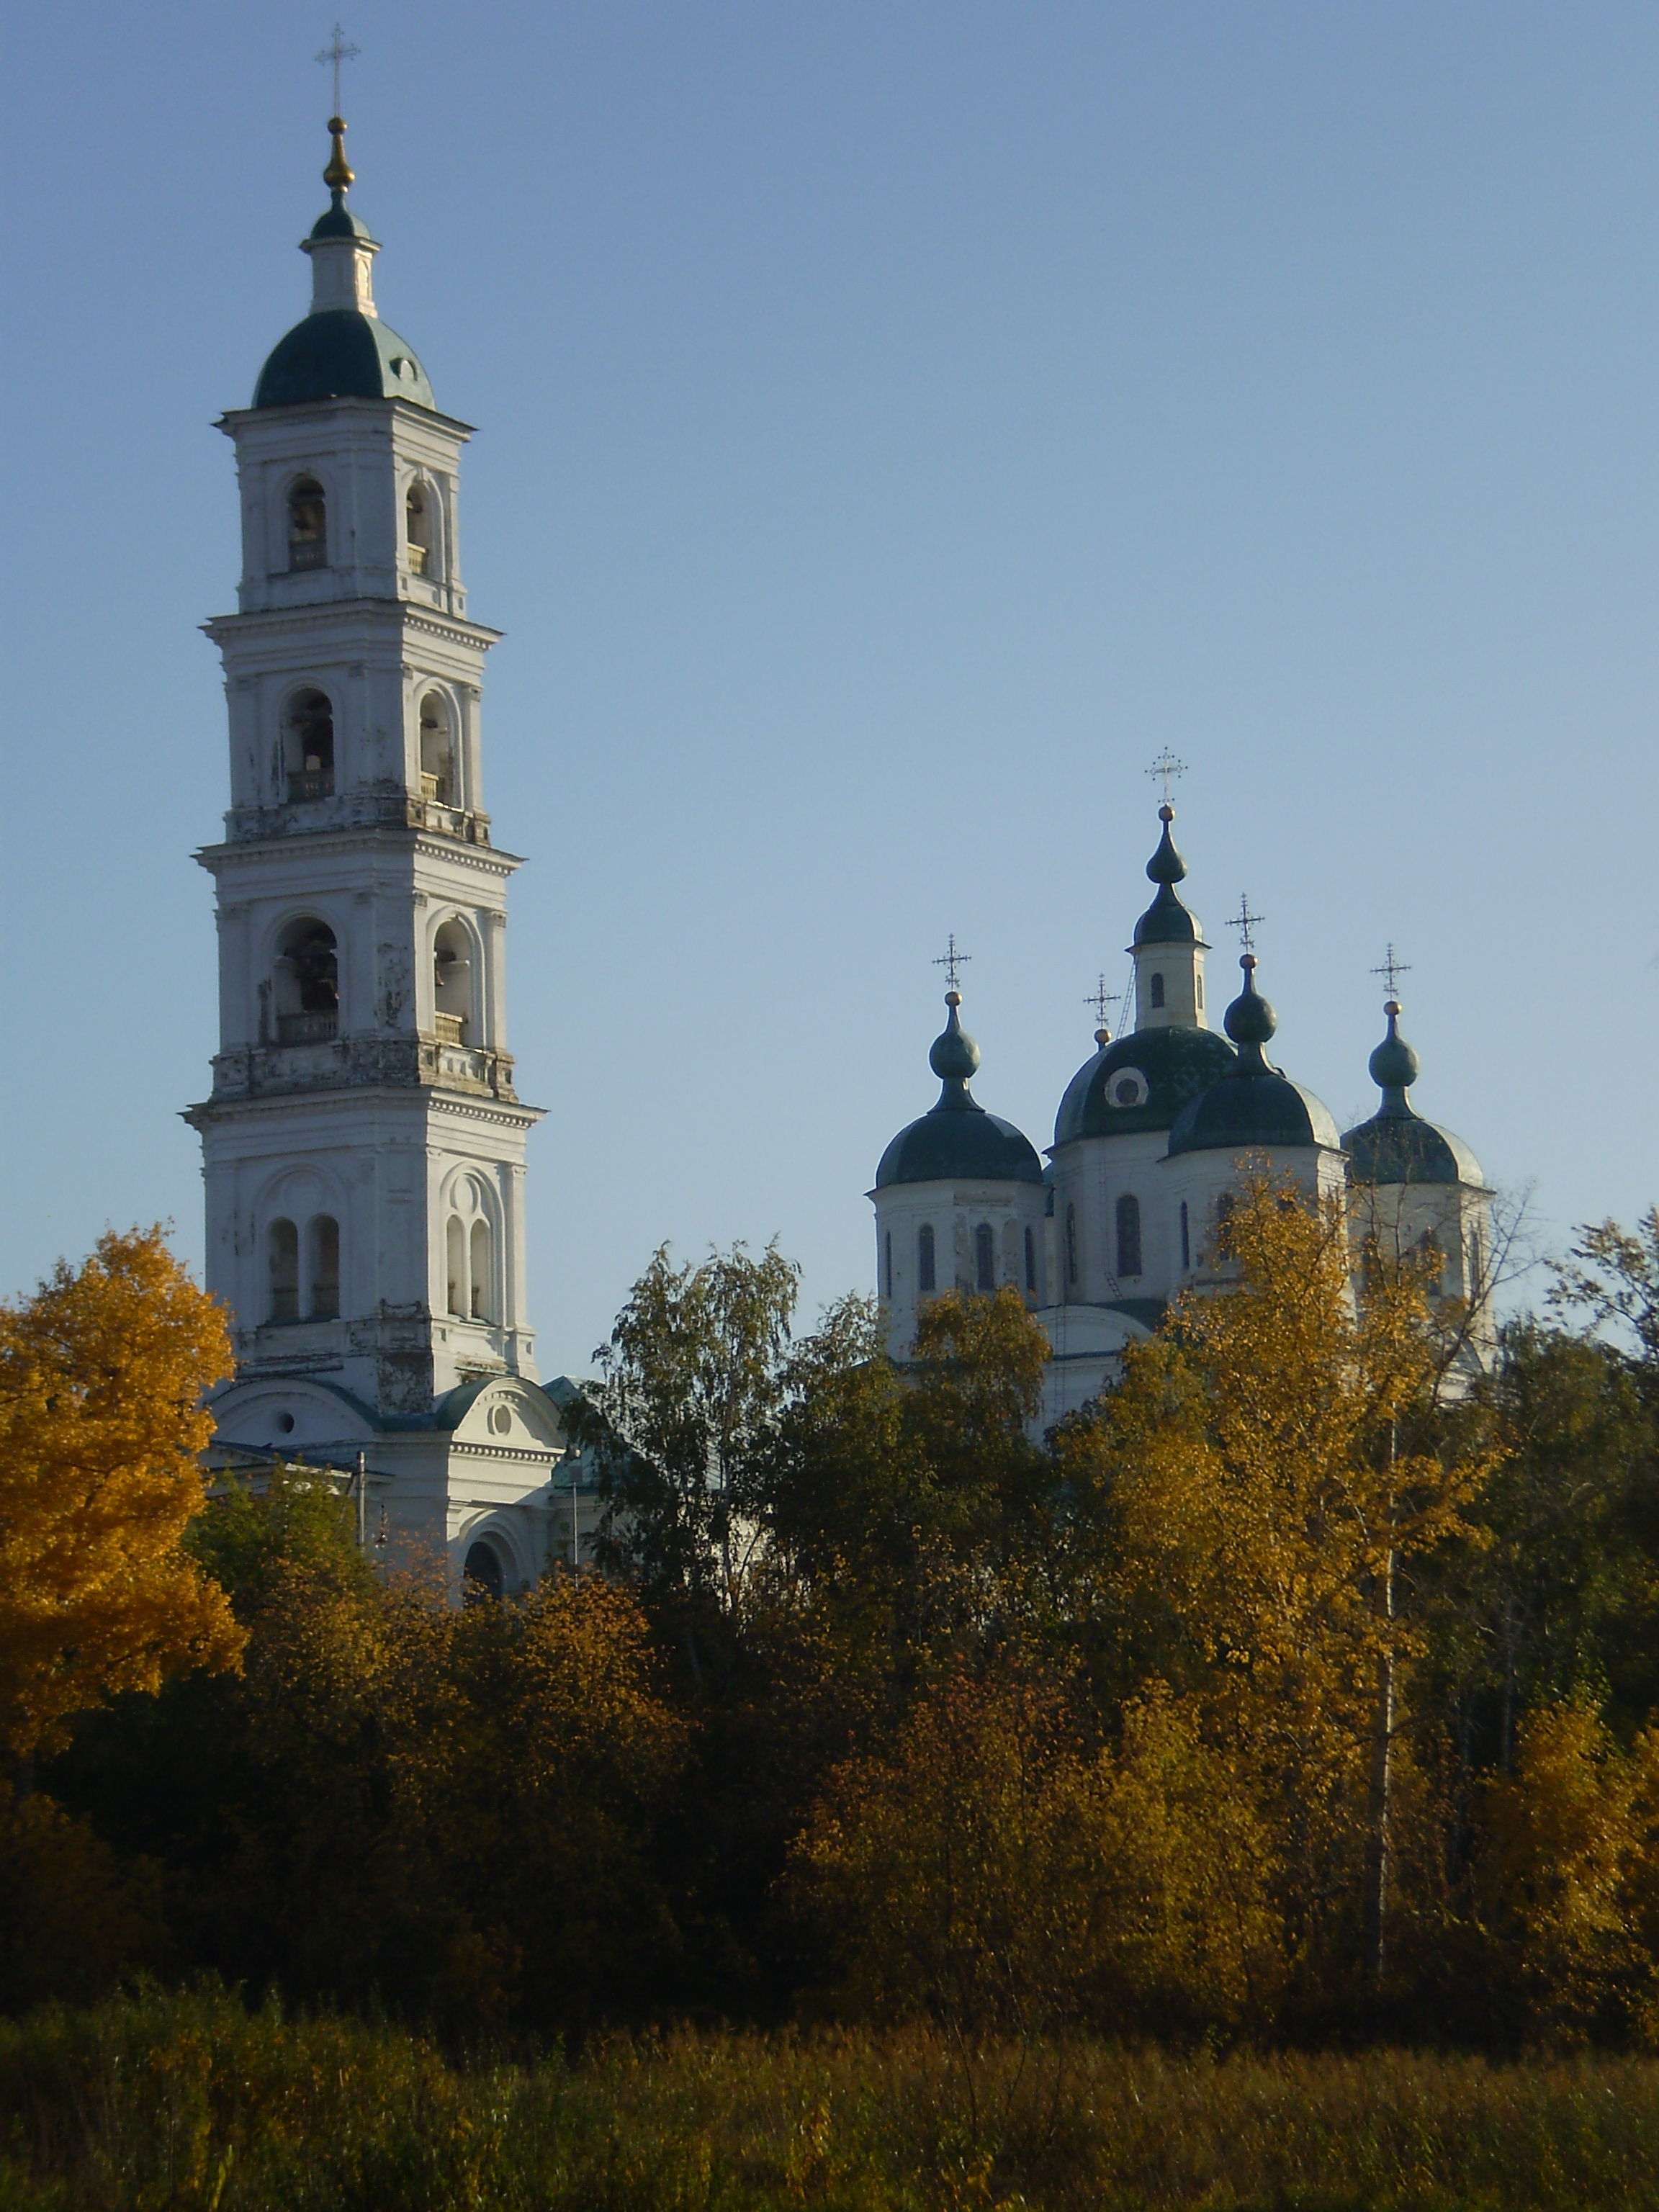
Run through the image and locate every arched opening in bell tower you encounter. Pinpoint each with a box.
[307,1215,341,1319]
[469,1221,492,1321]
[405,482,434,575]
[433,920,472,1044]
[273,918,338,1043]
[419,691,457,806]
[463,1541,504,1602]
[287,690,336,802]
[287,477,328,572]
[267,1218,300,1321]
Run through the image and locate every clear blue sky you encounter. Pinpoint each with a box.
[4,2,1655,1364]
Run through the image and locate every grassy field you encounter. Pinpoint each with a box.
[1,1986,1658,2211]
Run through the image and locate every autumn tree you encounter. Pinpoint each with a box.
[1067,1173,1503,2008]
[0,1228,243,1778]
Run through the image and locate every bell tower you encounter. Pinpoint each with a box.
[186,116,567,1586]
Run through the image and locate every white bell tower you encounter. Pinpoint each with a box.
[186,116,567,1588]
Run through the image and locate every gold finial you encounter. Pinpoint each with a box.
[323,116,354,193]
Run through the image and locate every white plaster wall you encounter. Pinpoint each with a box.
[872,1176,1048,1362]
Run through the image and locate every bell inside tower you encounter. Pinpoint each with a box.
[287,690,336,801]
[287,477,328,571]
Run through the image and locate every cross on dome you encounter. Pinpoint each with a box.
[1146,749,1187,808]
[1370,943,1412,1004]
[316,23,361,115]
[1226,893,1266,958]
[932,933,971,996]
[1085,974,1115,1034]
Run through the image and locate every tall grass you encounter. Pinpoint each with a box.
[1,1985,1657,2211]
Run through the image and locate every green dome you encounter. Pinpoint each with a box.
[1132,805,1205,947]
[1167,958,1341,1157]
[876,995,1043,1190]
[1343,1001,1484,1187]
[1054,1022,1236,1144]
[254,308,436,410]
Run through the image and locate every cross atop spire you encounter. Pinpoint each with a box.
[1226,893,1265,956]
[1370,943,1411,1002]
[1085,974,1115,1029]
[1146,749,1187,808]
[933,933,971,996]
[316,23,361,117]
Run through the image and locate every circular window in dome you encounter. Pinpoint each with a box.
[490,1404,513,1436]
[1108,1068,1149,1109]
[276,1411,295,1435]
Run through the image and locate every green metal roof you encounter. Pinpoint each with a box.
[876,994,1043,1189]
[1054,1022,1236,1145]
[254,308,435,411]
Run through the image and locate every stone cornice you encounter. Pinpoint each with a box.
[195,827,524,877]
[184,1089,546,1133]
[203,601,501,652]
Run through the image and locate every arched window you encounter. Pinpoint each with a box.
[446,1215,467,1316]
[1024,1224,1037,1294]
[287,477,327,571]
[1149,971,1165,1009]
[884,1231,893,1300]
[975,1222,995,1291]
[287,689,335,801]
[1179,1200,1190,1272]
[1418,1227,1444,1292]
[267,1218,299,1322]
[307,1215,340,1320]
[433,919,472,1045]
[463,1540,503,1603]
[418,691,456,806]
[1116,1193,1142,1279]
[1196,974,1204,1010]
[1066,1202,1078,1286]
[405,482,433,575]
[1213,1190,1236,1260]
[469,1220,491,1321]
[917,1223,936,1295]
[1467,1228,1483,1295]
[273,918,338,1043]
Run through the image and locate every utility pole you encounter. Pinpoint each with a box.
[355,1448,367,1552]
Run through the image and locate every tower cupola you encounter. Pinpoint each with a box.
[253,114,436,412]
[1343,992,1484,1189]
[1128,801,1212,1032]
[1167,951,1341,1156]
[876,991,1043,1188]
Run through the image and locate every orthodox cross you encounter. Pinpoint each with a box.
[1085,974,1115,1030]
[933,934,971,994]
[1370,943,1411,999]
[1146,748,1187,806]
[316,23,361,114]
[1226,893,1265,956]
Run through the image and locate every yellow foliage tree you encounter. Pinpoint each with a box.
[1480,1703,1659,2044]
[0,1228,244,1771]
[1066,1173,1503,1995]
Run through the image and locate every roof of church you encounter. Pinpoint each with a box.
[1167,955,1341,1157]
[1053,1021,1236,1145]
[1132,806,1207,948]
[1342,1000,1485,1187]
[255,308,436,410]
[253,123,436,412]
[876,993,1044,1189]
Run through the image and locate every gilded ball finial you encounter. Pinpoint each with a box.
[323,115,354,193]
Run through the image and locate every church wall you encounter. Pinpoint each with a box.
[873,1176,1048,1362]
[1049,1128,1173,1308]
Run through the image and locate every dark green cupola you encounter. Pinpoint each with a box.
[1167,953,1341,1156]
[253,115,437,413]
[875,992,1043,1189]
[1133,806,1202,948]
[1343,996,1485,1188]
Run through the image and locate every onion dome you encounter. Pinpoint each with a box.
[1133,805,1205,947]
[254,116,436,412]
[1167,955,1341,1156]
[875,992,1043,1188]
[1343,999,1485,1187]
[1054,1018,1234,1143]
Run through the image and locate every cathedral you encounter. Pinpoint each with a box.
[871,796,1496,1431]
[186,115,578,1593]
[189,114,1495,1582]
